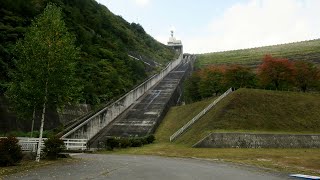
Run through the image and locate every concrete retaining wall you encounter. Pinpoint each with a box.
[62,55,183,139]
[193,133,320,148]
[58,104,92,125]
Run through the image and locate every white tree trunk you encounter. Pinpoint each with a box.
[35,100,46,162]
[36,82,48,162]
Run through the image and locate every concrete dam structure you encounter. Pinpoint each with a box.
[61,51,194,146]
[59,32,193,148]
[89,56,194,147]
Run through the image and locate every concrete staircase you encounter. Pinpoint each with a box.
[89,58,193,147]
[59,54,195,149]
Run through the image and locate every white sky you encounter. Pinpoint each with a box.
[98,0,320,54]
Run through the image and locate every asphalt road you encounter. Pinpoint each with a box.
[4,154,293,180]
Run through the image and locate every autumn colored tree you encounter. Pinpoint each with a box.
[198,66,226,98]
[293,60,320,92]
[258,55,294,89]
[225,65,256,89]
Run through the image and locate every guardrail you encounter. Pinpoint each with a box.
[17,137,46,152]
[0,137,87,152]
[169,88,233,142]
[62,138,87,150]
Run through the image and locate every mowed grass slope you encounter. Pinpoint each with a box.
[156,97,216,143]
[105,88,320,175]
[175,89,320,145]
[197,39,320,68]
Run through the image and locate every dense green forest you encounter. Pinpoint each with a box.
[0,0,176,105]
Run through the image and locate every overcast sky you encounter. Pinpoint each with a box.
[98,0,320,54]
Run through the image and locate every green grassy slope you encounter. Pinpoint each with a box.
[98,89,320,176]
[197,39,320,68]
[155,97,217,143]
[158,88,320,146]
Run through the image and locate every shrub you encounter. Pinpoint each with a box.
[130,138,143,147]
[140,137,148,145]
[146,135,155,144]
[105,137,119,150]
[99,135,156,150]
[43,137,65,160]
[119,138,132,148]
[0,136,23,166]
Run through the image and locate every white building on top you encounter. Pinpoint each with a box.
[167,30,183,54]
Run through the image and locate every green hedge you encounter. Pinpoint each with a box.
[98,135,155,150]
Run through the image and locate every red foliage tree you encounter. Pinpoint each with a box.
[258,55,294,89]
[293,60,320,92]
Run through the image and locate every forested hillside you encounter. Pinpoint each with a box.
[0,0,176,105]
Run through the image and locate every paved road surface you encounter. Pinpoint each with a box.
[4,154,292,180]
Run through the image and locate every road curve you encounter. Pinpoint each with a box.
[4,154,291,180]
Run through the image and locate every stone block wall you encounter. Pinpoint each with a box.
[193,132,320,148]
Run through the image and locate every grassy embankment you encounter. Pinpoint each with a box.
[196,39,320,68]
[103,89,320,175]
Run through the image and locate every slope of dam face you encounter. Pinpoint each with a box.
[89,59,192,147]
[173,88,320,146]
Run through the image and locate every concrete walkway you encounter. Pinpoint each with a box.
[4,154,292,180]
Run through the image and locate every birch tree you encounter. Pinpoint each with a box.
[6,3,80,162]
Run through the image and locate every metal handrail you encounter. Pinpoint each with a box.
[169,88,233,142]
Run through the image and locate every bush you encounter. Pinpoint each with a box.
[146,135,155,144]
[105,137,119,150]
[0,136,23,166]
[43,137,65,160]
[99,135,156,150]
[119,138,132,148]
[130,138,143,147]
[140,137,148,145]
